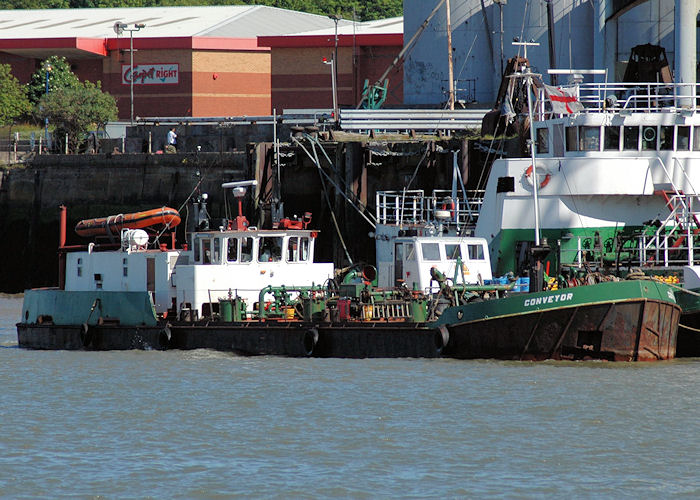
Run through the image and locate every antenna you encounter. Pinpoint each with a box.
[512,40,539,61]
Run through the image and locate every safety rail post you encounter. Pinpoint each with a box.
[394,195,400,225]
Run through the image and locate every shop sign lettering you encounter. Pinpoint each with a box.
[122,64,179,85]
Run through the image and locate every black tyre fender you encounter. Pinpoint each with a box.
[158,324,172,350]
[80,323,93,349]
[303,328,319,356]
[435,325,450,353]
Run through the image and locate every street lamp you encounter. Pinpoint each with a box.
[114,22,146,125]
[323,57,338,121]
[328,14,341,121]
[44,62,52,148]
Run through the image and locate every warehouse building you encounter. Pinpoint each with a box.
[0,6,403,119]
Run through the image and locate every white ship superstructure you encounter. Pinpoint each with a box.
[475,80,700,276]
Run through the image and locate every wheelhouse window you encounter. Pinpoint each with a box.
[642,126,657,150]
[623,126,639,150]
[565,127,578,151]
[241,237,253,262]
[468,244,485,260]
[603,126,620,151]
[579,126,600,151]
[286,236,310,262]
[212,238,221,264]
[227,237,238,262]
[421,242,441,261]
[445,244,462,260]
[258,236,283,262]
[194,238,201,262]
[404,242,416,261]
[536,128,549,154]
[678,126,690,150]
[202,238,212,264]
[659,126,673,150]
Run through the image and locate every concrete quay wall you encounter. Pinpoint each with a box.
[0,139,470,293]
[0,152,249,292]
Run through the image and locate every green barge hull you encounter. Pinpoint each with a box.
[434,280,680,361]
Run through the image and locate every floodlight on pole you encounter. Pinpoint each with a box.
[328,14,341,121]
[323,57,338,122]
[114,21,145,126]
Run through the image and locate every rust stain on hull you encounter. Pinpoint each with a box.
[443,299,680,361]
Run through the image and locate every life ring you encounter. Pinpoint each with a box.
[440,198,456,218]
[524,165,551,189]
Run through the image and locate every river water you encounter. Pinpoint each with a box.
[0,294,698,498]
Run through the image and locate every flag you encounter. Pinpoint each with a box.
[501,96,516,124]
[544,84,584,114]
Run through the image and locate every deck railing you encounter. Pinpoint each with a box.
[375,189,485,232]
[536,82,700,118]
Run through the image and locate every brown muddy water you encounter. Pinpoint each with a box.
[0,295,698,498]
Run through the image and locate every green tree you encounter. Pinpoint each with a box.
[0,64,31,126]
[37,80,118,153]
[27,55,80,106]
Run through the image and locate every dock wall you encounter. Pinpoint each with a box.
[0,140,469,293]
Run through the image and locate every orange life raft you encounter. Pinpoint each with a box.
[75,207,181,237]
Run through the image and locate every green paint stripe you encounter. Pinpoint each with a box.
[432,280,678,326]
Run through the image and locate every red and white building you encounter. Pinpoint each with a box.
[0,6,403,119]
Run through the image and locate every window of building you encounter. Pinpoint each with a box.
[536,127,549,154]
[623,126,639,150]
[421,242,441,261]
[603,126,620,151]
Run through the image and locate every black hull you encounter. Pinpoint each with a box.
[17,322,446,358]
[17,299,680,361]
[441,299,679,361]
[677,312,700,357]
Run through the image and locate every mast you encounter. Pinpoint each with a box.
[514,41,542,246]
[446,0,455,109]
